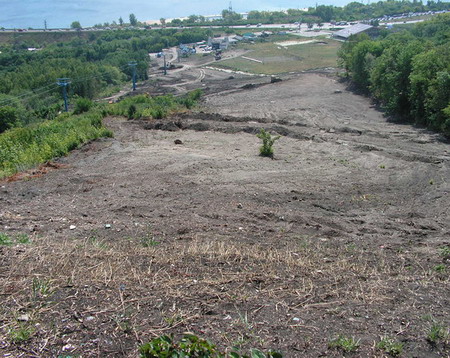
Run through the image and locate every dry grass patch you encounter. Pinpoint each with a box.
[0,233,448,356]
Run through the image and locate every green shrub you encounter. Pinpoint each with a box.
[0,106,20,133]
[256,128,281,158]
[139,334,282,358]
[73,97,94,115]
[128,104,137,119]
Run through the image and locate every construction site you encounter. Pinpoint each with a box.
[1,28,449,358]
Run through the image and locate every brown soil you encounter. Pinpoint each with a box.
[1,64,449,357]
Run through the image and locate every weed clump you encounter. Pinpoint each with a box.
[376,337,404,356]
[328,335,360,352]
[8,324,34,343]
[0,232,31,245]
[427,322,449,345]
[139,334,282,357]
[256,128,281,158]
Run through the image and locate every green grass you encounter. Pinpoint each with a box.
[0,109,112,179]
[440,246,450,258]
[0,232,31,245]
[8,324,34,343]
[0,232,13,245]
[427,322,449,344]
[376,337,404,357]
[329,335,360,352]
[212,38,340,75]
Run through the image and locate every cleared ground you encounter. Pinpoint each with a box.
[210,39,340,75]
[1,50,449,358]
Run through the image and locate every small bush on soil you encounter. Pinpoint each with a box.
[440,246,450,259]
[433,264,446,273]
[139,334,282,358]
[0,232,31,245]
[31,277,53,298]
[8,324,34,343]
[16,234,31,244]
[256,128,281,158]
[376,337,404,357]
[328,335,360,352]
[0,232,13,245]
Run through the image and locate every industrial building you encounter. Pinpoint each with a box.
[332,23,373,40]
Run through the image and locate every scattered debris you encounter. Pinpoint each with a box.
[17,314,29,322]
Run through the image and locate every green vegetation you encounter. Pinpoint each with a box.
[73,97,94,114]
[8,324,34,343]
[328,335,360,352]
[32,277,53,298]
[339,14,450,136]
[0,28,211,132]
[257,129,281,158]
[107,90,202,120]
[213,39,340,75]
[0,89,202,179]
[169,1,450,26]
[427,322,449,344]
[440,246,450,258]
[139,334,282,358]
[376,337,404,356]
[0,232,31,245]
[433,264,446,273]
[0,232,13,245]
[0,109,112,179]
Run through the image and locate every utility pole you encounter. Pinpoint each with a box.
[128,62,137,90]
[44,20,47,31]
[163,54,167,75]
[56,78,71,112]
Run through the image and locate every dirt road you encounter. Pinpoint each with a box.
[1,70,449,357]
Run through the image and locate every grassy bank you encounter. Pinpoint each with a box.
[0,109,112,179]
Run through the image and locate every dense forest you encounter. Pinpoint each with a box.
[0,28,211,132]
[338,13,450,136]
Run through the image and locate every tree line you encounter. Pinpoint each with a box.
[167,0,449,26]
[338,14,450,136]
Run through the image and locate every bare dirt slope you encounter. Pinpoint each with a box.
[1,72,449,357]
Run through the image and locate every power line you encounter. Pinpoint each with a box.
[0,82,59,106]
[0,61,140,108]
